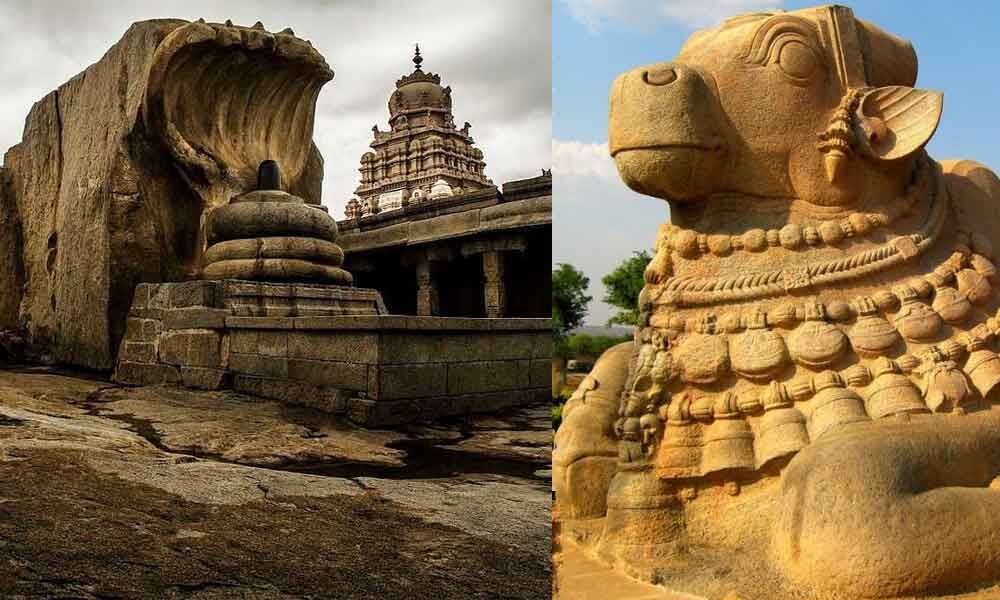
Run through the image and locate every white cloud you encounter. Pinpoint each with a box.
[0,0,550,218]
[552,138,668,326]
[552,139,617,180]
[562,0,784,32]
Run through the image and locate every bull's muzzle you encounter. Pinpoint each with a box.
[609,62,726,201]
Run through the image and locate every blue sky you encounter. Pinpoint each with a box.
[553,0,1000,325]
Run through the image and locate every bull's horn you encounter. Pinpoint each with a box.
[855,86,944,161]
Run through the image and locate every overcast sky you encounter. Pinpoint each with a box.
[554,0,1000,326]
[0,0,551,218]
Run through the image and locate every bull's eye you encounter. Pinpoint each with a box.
[777,40,818,82]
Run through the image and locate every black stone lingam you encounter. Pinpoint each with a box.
[200,161,352,284]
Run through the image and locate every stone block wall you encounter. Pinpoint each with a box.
[114,281,551,426]
[115,280,383,391]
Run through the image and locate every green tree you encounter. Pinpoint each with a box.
[591,334,631,356]
[552,261,591,390]
[552,263,592,339]
[566,333,594,358]
[602,251,652,326]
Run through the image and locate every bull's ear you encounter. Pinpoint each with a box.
[854,86,943,161]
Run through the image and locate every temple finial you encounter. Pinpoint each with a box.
[413,44,423,71]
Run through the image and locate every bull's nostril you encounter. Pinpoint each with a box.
[642,67,677,86]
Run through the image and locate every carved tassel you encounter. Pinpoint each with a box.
[824,148,847,183]
[919,350,972,413]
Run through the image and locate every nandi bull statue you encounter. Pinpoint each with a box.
[554,5,1000,599]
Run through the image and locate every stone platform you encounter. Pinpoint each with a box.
[113,280,550,425]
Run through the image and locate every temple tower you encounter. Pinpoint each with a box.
[346,46,490,217]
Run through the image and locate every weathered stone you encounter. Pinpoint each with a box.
[229,352,289,379]
[446,360,521,395]
[180,366,229,390]
[202,259,352,285]
[204,237,344,266]
[207,201,338,245]
[379,333,493,364]
[0,369,550,597]
[119,342,157,364]
[478,196,552,230]
[232,375,349,414]
[531,332,552,359]
[161,308,229,330]
[0,171,22,328]
[167,281,219,308]
[129,284,153,311]
[255,330,289,357]
[287,331,378,363]
[2,19,331,370]
[123,317,161,343]
[346,396,422,427]
[528,359,550,388]
[372,364,448,400]
[226,316,295,330]
[114,361,180,386]
[229,189,303,204]
[287,358,368,391]
[490,333,536,360]
[229,330,259,355]
[148,285,171,310]
[158,330,223,368]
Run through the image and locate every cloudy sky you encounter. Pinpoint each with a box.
[554,0,1000,325]
[0,0,551,217]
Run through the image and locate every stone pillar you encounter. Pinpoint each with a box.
[416,259,439,316]
[483,250,506,318]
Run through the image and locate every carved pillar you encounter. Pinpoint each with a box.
[483,250,505,318]
[416,259,439,316]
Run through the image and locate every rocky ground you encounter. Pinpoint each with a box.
[0,366,551,599]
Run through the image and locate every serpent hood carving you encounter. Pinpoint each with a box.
[142,19,332,214]
[555,5,1000,599]
[0,19,333,369]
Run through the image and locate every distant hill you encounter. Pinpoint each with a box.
[569,325,633,338]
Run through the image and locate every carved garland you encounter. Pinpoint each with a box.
[616,231,1000,482]
[616,291,1000,482]
[631,242,996,389]
[647,164,947,307]
[660,151,927,260]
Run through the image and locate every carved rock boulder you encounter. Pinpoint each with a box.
[0,19,331,369]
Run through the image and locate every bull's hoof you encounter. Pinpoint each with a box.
[596,468,686,573]
[554,456,618,520]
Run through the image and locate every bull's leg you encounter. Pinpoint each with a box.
[553,342,633,522]
[774,410,1000,598]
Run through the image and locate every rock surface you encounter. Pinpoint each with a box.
[0,366,551,598]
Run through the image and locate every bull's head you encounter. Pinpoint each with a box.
[609,5,942,216]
